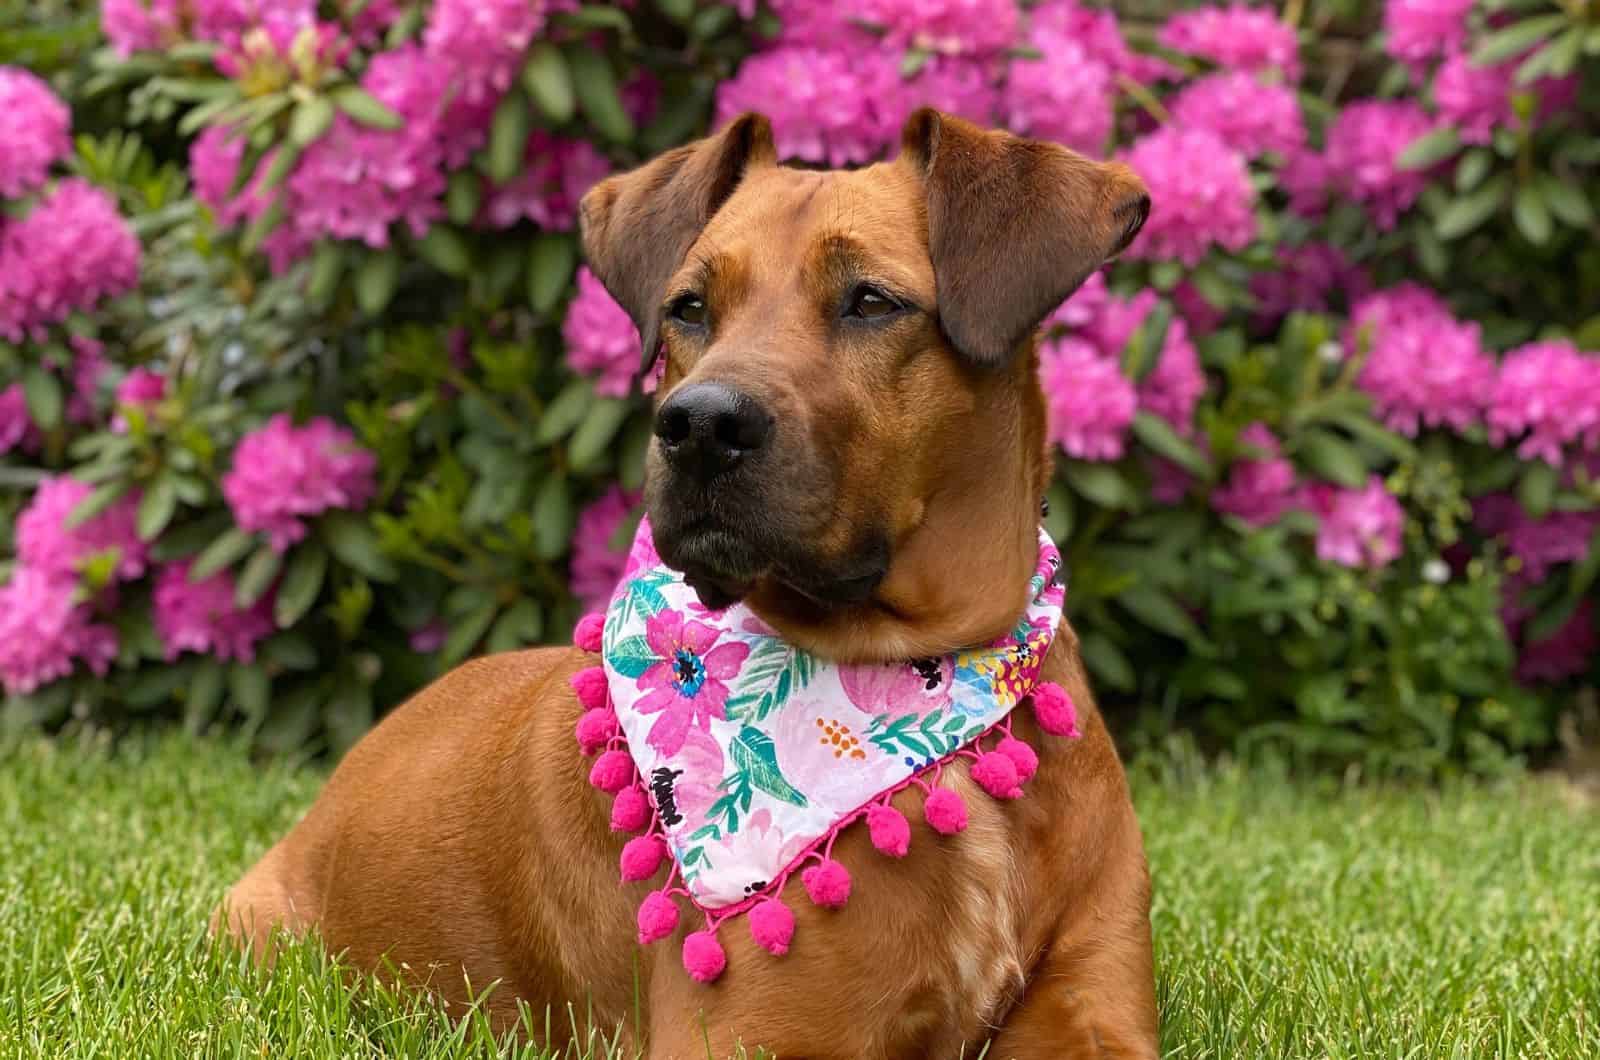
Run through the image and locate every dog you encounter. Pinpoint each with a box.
[217,108,1157,1059]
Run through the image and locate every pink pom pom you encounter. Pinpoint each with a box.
[588,749,633,794]
[573,612,605,653]
[682,930,727,983]
[971,751,1023,800]
[570,666,609,711]
[637,890,680,944]
[610,784,652,833]
[574,708,618,755]
[749,899,795,956]
[1031,680,1081,739]
[866,804,911,858]
[924,788,969,835]
[620,835,668,882]
[996,736,1038,783]
[800,858,852,909]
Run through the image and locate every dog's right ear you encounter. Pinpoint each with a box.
[578,114,776,374]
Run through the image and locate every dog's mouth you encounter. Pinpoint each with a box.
[656,517,889,613]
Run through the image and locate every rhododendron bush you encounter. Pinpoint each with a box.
[3,0,1599,773]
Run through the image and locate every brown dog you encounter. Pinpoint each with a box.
[219,108,1157,1059]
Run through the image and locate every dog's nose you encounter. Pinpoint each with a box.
[654,382,772,480]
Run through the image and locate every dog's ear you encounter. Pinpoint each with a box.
[900,108,1150,367]
[579,113,776,373]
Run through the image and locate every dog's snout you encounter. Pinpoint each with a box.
[654,382,772,480]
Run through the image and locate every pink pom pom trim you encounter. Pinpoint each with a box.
[1031,680,1081,739]
[801,858,851,909]
[570,666,609,711]
[637,890,679,944]
[574,708,618,756]
[620,835,667,882]
[971,751,1024,800]
[588,749,633,794]
[573,612,605,653]
[866,803,911,858]
[749,899,795,956]
[996,736,1038,783]
[610,784,652,833]
[924,787,969,834]
[682,930,727,983]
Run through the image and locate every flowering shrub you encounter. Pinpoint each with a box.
[3,0,1599,774]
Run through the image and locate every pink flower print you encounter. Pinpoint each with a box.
[665,725,727,830]
[840,657,953,718]
[635,609,749,756]
[694,808,812,902]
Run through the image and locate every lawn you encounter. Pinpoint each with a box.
[2,732,1596,1059]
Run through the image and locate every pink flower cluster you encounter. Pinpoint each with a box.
[153,560,275,662]
[570,484,643,613]
[1122,128,1257,266]
[1475,494,1600,581]
[1005,29,1112,154]
[563,267,644,398]
[0,67,72,198]
[1307,477,1405,569]
[1157,4,1302,81]
[1169,72,1305,160]
[1212,423,1298,528]
[1317,101,1436,230]
[1347,285,1494,437]
[1382,0,1474,70]
[1039,336,1137,461]
[1249,243,1369,328]
[221,413,378,551]
[1486,341,1600,467]
[0,383,40,456]
[0,178,141,342]
[16,476,149,582]
[481,132,612,231]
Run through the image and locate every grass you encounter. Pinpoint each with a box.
[2,732,1597,1059]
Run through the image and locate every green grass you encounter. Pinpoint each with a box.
[2,732,1597,1058]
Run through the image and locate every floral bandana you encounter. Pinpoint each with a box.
[566,517,1082,984]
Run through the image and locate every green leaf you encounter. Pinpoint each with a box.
[288,95,335,148]
[239,194,286,255]
[522,43,575,123]
[235,544,284,608]
[306,240,345,306]
[319,511,398,582]
[1435,176,1508,241]
[184,661,225,735]
[899,47,931,77]
[1131,411,1210,476]
[532,473,574,561]
[228,663,271,726]
[1063,462,1139,509]
[325,681,374,755]
[1080,632,1135,693]
[1398,126,1460,171]
[606,634,655,679]
[256,685,321,753]
[1325,411,1418,463]
[486,89,530,184]
[332,85,402,129]
[1470,14,1566,66]
[66,480,130,529]
[487,598,544,653]
[415,225,471,276]
[22,367,63,431]
[126,661,198,710]
[567,399,631,472]
[535,378,594,445]
[190,527,256,581]
[1515,27,1583,85]
[1454,149,1491,192]
[1121,300,1172,383]
[1118,585,1204,644]
[1512,183,1551,245]
[1516,460,1557,519]
[447,169,481,225]
[527,232,577,315]
[441,601,499,668]
[730,727,808,807]
[1538,174,1594,227]
[260,631,317,670]
[568,46,633,143]
[274,542,327,629]
[558,5,633,34]
[355,251,400,315]
[1295,430,1368,489]
[137,476,179,541]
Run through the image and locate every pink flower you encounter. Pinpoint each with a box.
[1158,4,1301,81]
[1004,30,1113,154]
[715,46,903,166]
[339,0,405,46]
[1323,100,1436,230]
[563,267,643,399]
[900,55,1002,128]
[480,131,611,231]
[570,484,642,613]
[221,414,377,551]
[857,0,1018,56]
[1031,0,1173,84]
[1148,456,1195,505]
[100,0,182,56]
[409,619,447,653]
[1516,599,1596,684]
[112,366,166,432]
[1279,147,1332,219]
[1212,423,1298,528]
[1250,242,1367,327]
[0,67,72,198]
[1486,341,1600,466]
[1044,271,1111,334]
[0,179,141,342]
[1474,494,1600,581]
[634,609,750,756]
[1171,282,1225,336]
[16,475,149,583]
[1038,336,1136,461]
[1081,290,1205,434]
[422,0,550,107]
[1169,72,1304,159]
[1382,0,1473,69]
[1348,285,1494,436]
[1432,51,1514,145]
[0,566,118,695]
[1123,127,1257,266]
[1307,476,1405,568]
[0,383,41,456]
[839,657,953,718]
[152,560,275,662]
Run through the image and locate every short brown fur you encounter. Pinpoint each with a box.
[219,110,1158,1059]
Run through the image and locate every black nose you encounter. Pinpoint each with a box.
[654,382,773,481]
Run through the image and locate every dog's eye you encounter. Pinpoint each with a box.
[844,286,899,320]
[669,295,707,326]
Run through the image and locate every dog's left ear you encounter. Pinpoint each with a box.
[900,108,1150,367]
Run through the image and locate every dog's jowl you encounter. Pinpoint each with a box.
[217,109,1158,1060]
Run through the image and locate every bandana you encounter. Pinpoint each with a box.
[566,518,1081,984]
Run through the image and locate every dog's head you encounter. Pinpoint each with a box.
[579,109,1147,661]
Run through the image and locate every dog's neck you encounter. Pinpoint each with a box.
[745,349,1048,664]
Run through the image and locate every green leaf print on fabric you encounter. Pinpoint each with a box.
[730,726,807,806]
[724,640,817,724]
